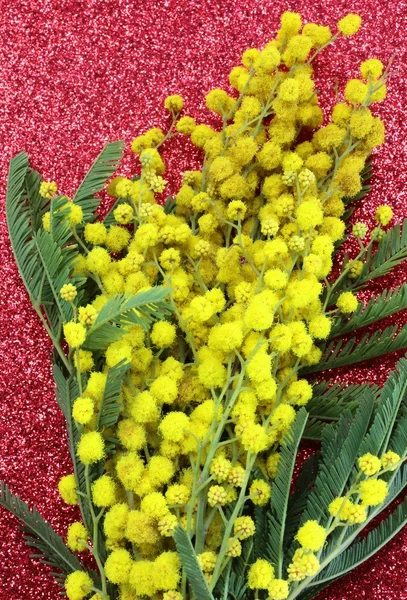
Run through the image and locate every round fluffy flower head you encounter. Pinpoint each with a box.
[164,94,184,112]
[197,550,217,573]
[92,474,117,507]
[114,203,134,225]
[250,479,271,506]
[176,115,196,134]
[226,537,242,557]
[328,496,353,520]
[158,513,178,536]
[248,559,274,589]
[352,222,368,239]
[86,246,111,275]
[336,291,358,313]
[63,322,86,348]
[360,58,384,80]
[84,222,107,245]
[375,205,393,226]
[287,548,320,580]
[42,212,51,231]
[337,14,362,36]
[58,474,78,505]
[296,520,326,551]
[207,485,228,507]
[77,431,104,465]
[359,478,388,506]
[64,571,93,600]
[78,305,98,327]
[60,283,77,301]
[210,456,232,483]
[381,450,401,470]
[105,548,133,584]
[151,321,176,348]
[268,578,289,599]
[349,260,364,279]
[345,79,368,104]
[279,11,302,38]
[67,522,88,552]
[241,423,269,453]
[159,412,189,442]
[227,200,247,221]
[286,380,313,406]
[234,515,256,540]
[72,396,94,425]
[39,180,57,199]
[308,315,331,339]
[358,453,381,475]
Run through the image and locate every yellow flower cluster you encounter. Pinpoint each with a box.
[53,11,393,600]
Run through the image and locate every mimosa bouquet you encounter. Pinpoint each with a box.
[2,11,406,600]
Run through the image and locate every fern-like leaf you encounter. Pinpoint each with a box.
[307,381,372,421]
[173,527,215,600]
[97,360,131,431]
[73,141,124,222]
[53,364,93,534]
[0,481,85,584]
[359,219,407,283]
[84,287,172,350]
[302,325,407,374]
[266,408,308,575]
[330,284,407,338]
[358,357,407,457]
[297,392,374,529]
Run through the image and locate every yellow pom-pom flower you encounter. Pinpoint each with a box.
[359,478,389,506]
[64,571,93,600]
[77,431,104,465]
[60,283,77,301]
[63,322,86,348]
[337,14,362,36]
[375,205,393,226]
[151,321,176,348]
[248,558,274,589]
[66,522,88,552]
[336,291,358,313]
[104,548,133,584]
[72,396,94,425]
[58,474,78,505]
[296,520,326,551]
[164,94,184,112]
[358,453,381,475]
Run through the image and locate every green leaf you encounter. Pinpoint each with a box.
[84,287,173,350]
[312,495,407,587]
[73,141,125,222]
[302,325,407,374]
[53,364,92,535]
[307,381,372,421]
[358,356,407,457]
[6,153,40,302]
[359,219,407,283]
[330,284,407,338]
[164,195,176,214]
[284,453,320,549]
[298,392,374,529]
[0,481,84,584]
[97,360,131,431]
[266,408,308,575]
[173,527,215,600]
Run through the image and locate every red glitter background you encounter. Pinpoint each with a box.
[0,1,406,598]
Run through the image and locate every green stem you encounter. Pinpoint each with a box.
[84,466,108,599]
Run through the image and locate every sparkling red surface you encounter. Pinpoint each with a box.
[0,1,406,598]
